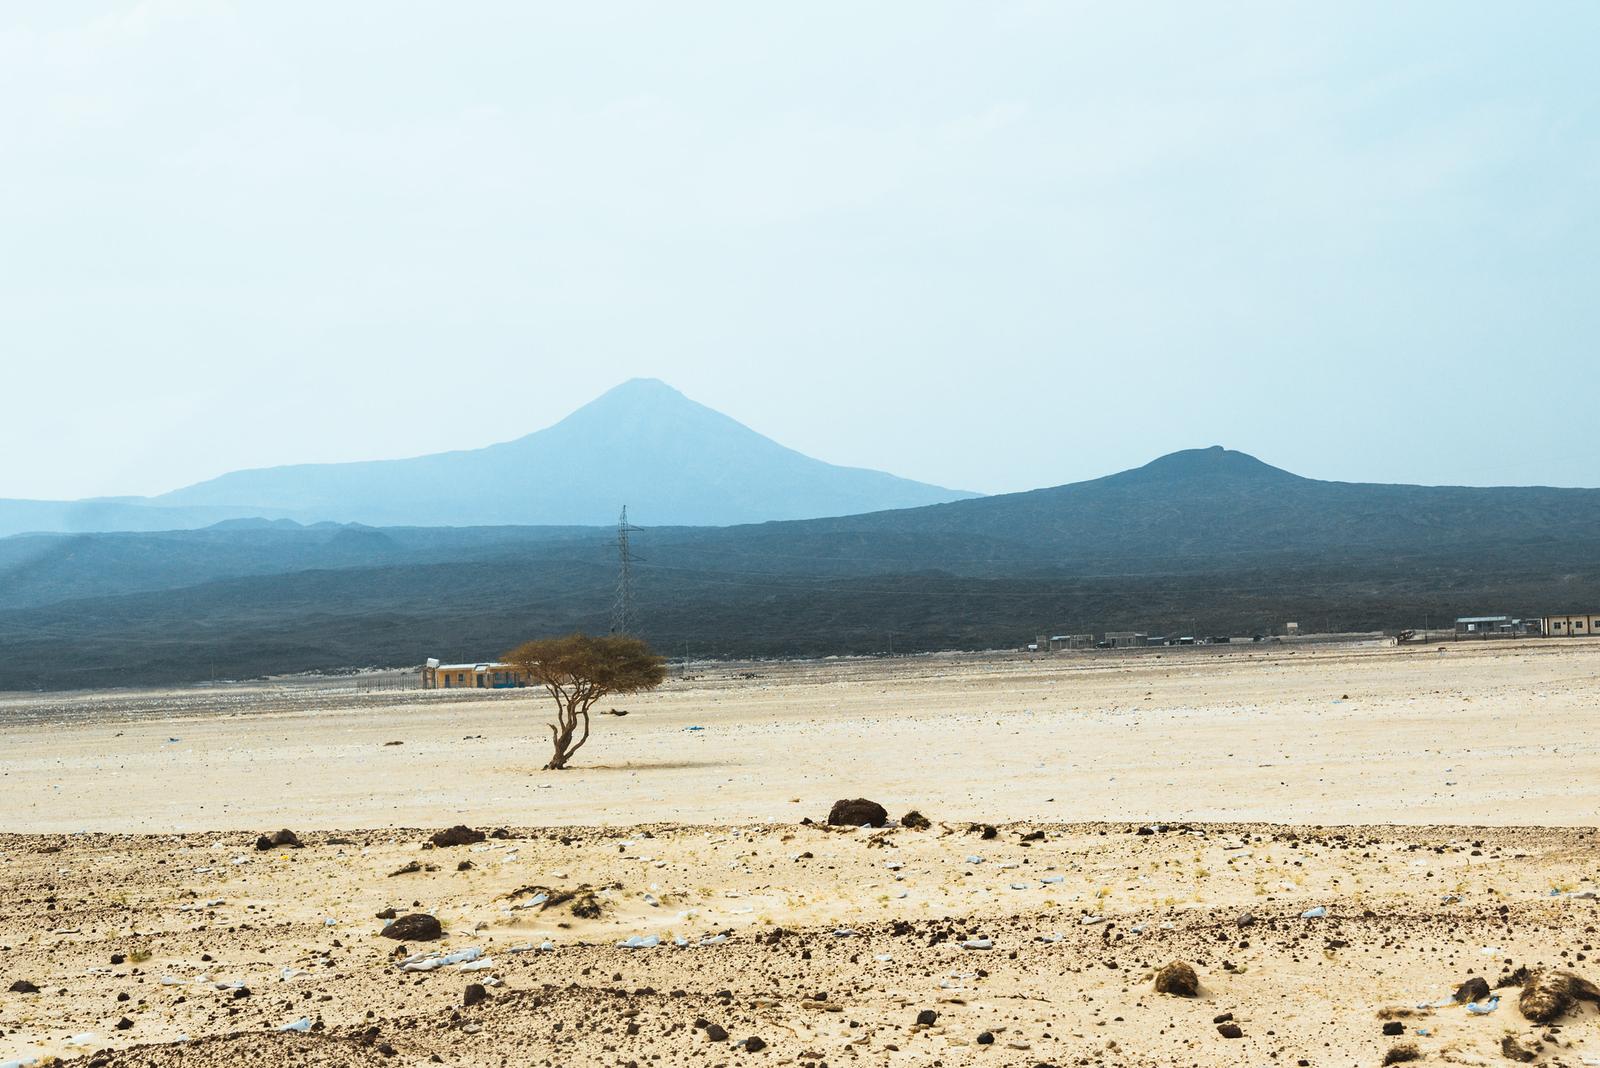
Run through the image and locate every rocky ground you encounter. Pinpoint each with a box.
[4,818,1600,1067]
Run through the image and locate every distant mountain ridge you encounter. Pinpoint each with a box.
[0,379,978,535]
[4,443,1600,689]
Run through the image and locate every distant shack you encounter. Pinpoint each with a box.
[421,658,530,689]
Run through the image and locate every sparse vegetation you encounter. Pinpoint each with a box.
[503,633,667,770]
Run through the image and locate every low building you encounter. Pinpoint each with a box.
[1048,634,1096,651]
[1539,613,1600,637]
[422,658,530,689]
[1101,631,1147,648]
[1453,616,1537,638]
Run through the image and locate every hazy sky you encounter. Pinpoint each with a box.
[3,2,1597,501]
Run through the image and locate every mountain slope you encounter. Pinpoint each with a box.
[697,445,1600,569]
[151,379,978,527]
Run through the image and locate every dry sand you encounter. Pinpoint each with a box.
[2,638,1599,1066]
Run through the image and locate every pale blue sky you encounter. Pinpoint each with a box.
[3,1,1597,501]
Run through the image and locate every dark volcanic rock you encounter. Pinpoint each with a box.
[8,980,39,993]
[704,1022,729,1042]
[463,983,488,1007]
[1453,976,1491,1004]
[743,1036,766,1052]
[1500,1035,1537,1062]
[569,890,604,919]
[1519,968,1600,1023]
[827,799,888,827]
[254,828,303,851]
[916,1009,938,1026]
[1154,960,1199,997]
[380,913,442,941]
[430,825,487,848]
[1217,1022,1244,1039]
[900,810,932,831]
[1381,1021,1404,1036]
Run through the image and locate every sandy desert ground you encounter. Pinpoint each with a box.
[2,639,1600,1067]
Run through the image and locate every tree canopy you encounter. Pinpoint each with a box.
[503,633,667,769]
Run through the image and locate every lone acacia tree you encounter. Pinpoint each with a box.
[503,633,667,770]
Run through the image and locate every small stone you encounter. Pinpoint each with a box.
[827,799,888,827]
[1217,1023,1244,1039]
[254,828,303,850]
[1499,1035,1537,1063]
[1154,960,1199,997]
[430,825,487,848]
[380,913,442,941]
[1518,969,1600,1024]
[114,1017,133,1031]
[1453,976,1491,1004]
[976,1031,995,1045]
[743,1036,766,1052]
[8,981,39,994]
[916,1009,938,1026]
[1381,1020,1404,1036]
[705,1023,729,1042]
[463,983,488,1007]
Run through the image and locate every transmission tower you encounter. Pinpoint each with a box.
[611,505,642,634]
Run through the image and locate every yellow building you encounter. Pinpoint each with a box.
[421,658,530,689]
[1540,614,1600,638]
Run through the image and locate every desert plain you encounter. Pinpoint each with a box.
[2,638,1599,1067]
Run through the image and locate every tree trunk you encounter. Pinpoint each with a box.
[545,697,592,770]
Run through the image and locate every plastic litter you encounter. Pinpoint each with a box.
[399,947,482,972]
[1465,995,1499,1015]
[618,934,660,949]
[698,934,728,946]
[179,899,225,912]
[1300,906,1327,919]
[1081,915,1104,925]
[961,938,993,950]
[1041,875,1065,884]
[683,726,705,732]
[278,1018,312,1032]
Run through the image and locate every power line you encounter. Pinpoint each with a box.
[611,505,642,635]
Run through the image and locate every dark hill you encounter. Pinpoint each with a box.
[3,447,1598,689]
